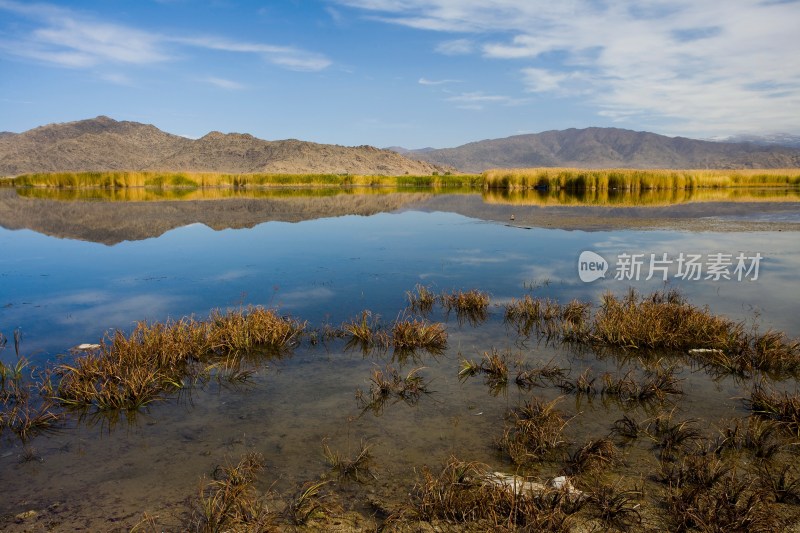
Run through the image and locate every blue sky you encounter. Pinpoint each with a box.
[1,0,798,148]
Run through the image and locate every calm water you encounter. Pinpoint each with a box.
[1,189,799,529]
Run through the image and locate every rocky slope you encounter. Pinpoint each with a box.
[0,117,449,176]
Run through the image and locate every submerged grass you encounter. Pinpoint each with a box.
[322,439,375,481]
[498,397,571,465]
[356,365,430,413]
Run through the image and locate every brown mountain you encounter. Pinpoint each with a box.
[405,127,800,172]
[0,117,449,177]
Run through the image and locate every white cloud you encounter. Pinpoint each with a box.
[418,77,460,85]
[446,91,528,110]
[0,0,331,73]
[435,38,474,55]
[172,36,332,72]
[334,0,800,137]
[203,77,246,90]
[520,68,568,93]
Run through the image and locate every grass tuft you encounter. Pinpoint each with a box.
[498,397,571,465]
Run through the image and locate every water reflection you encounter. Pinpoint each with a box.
[483,186,800,206]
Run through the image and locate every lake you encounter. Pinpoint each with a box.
[1,187,799,531]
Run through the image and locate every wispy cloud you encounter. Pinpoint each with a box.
[446,90,528,110]
[0,0,331,73]
[418,77,460,85]
[171,36,331,71]
[435,38,473,55]
[203,77,246,90]
[335,0,800,136]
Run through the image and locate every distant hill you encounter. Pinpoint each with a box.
[0,117,449,177]
[399,128,800,172]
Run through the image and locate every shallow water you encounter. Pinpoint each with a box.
[1,189,799,529]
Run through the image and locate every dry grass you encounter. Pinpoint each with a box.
[747,384,800,435]
[586,481,643,531]
[0,333,63,443]
[405,284,436,314]
[561,438,619,476]
[498,397,571,465]
[342,310,380,349]
[390,317,447,352]
[52,308,304,412]
[8,171,482,189]
[664,472,778,532]
[413,457,577,531]
[440,289,491,325]
[282,480,333,526]
[458,349,511,393]
[356,365,430,413]
[647,411,703,461]
[483,167,800,190]
[502,288,800,377]
[189,452,274,532]
[322,439,375,481]
[514,360,569,389]
[341,311,447,354]
[714,417,784,459]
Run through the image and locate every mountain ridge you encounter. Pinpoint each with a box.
[398,127,800,172]
[0,116,449,177]
[3,117,800,176]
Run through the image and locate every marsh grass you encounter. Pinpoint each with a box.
[8,171,482,189]
[647,411,703,461]
[52,308,304,412]
[283,480,333,525]
[440,289,490,326]
[458,349,511,394]
[483,167,800,191]
[561,438,619,477]
[514,360,568,389]
[405,284,436,315]
[356,365,430,413]
[498,397,571,465]
[0,333,63,443]
[715,417,784,459]
[755,463,800,504]
[189,452,273,532]
[664,473,778,532]
[390,316,447,352]
[747,385,800,435]
[586,481,643,531]
[575,289,800,377]
[341,311,447,354]
[413,457,576,531]
[322,439,375,481]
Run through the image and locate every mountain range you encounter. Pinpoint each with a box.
[0,116,448,177]
[399,128,800,172]
[1,117,799,176]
